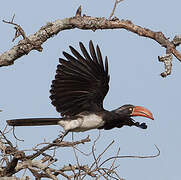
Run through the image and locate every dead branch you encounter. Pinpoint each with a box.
[0,125,160,179]
[0,126,92,179]
[27,135,91,160]
[1,6,181,77]
[172,35,181,46]
[3,19,27,42]
[1,151,25,177]
[158,54,172,77]
[0,129,13,148]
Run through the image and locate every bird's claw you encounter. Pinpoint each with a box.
[134,122,147,129]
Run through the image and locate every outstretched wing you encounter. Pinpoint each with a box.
[50,40,110,116]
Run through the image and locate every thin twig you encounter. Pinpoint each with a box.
[100,167,118,180]
[84,134,115,180]
[74,146,92,156]
[97,140,115,164]
[3,18,27,42]
[81,131,101,180]
[12,127,24,142]
[99,145,160,167]
[26,135,90,160]
[71,132,81,178]
[86,131,101,169]
[92,130,101,166]
[50,168,71,179]
[91,131,108,179]
[69,164,77,179]
[109,0,124,20]
[110,147,120,177]
[27,136,65,160]
[11,14,15,23]
[0,126,13,147]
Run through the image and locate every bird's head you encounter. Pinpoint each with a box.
[113,104,154,129]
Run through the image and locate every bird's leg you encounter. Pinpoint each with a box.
[58,130,69,142]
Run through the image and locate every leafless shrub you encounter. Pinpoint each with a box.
[0,126,160,179]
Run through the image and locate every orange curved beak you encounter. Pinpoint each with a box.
[131,106,154,120]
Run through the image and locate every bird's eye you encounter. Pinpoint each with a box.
[129,108,133,111]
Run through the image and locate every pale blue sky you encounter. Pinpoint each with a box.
[1,0,181,179]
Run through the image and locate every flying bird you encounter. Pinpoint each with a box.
[7,41,154,136]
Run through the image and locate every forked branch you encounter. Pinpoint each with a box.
[1,6,181,77]
[0,126,160,179]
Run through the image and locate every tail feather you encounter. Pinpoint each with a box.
[7,118,61,126]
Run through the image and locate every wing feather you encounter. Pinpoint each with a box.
[89,40,98,64]
[50,41,110,116]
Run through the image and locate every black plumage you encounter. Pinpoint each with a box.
[7,41,153,132]
[50,41,110,117]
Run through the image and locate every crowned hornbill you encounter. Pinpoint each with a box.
[7,41,154,135]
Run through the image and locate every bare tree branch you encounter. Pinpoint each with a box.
[158,54,172,77]
[172,35,181,46]
[1,6,181,77]
[0,128,13,148]
[3,19,27,42]
[27,135,91,160]
[0,125,160,179]
[99,145,160,167]
[109,0,124,20]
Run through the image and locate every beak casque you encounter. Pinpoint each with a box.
[131,106,154,120]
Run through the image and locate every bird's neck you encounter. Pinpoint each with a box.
[99,111,132,130]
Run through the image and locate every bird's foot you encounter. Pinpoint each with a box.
[135,122,147,129]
